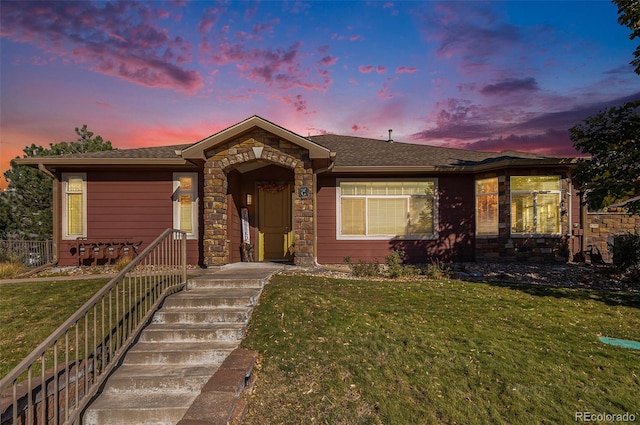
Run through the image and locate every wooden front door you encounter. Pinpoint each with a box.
[258,185,293,261]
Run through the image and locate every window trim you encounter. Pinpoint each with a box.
[62,173,87,240]
[475,177,499,236]
[509,175,562,237]
[173,172,199,240]
[336,178,438,240]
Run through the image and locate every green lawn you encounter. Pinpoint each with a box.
[0,278,109,378]
[241,275,640,425]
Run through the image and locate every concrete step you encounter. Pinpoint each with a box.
[139,323,247,342]
[123,341,237,365]
[153,307,252,324]
[83,392,197,425]
[163,288,261,308]
[104,364,220,393]
[188,277,265,289]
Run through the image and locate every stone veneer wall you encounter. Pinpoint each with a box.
[202,129,315,266]
[584,209,640,263]
[475,172,574,262]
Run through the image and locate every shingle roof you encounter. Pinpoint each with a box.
[18,128,575,171]
[308,134,554,168]
[44,144,189,160]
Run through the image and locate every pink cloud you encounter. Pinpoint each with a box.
[200,39,337,91]
[352,124,368,132]
[0,2,203,93]
[466,129,579,157]
[376,66,387,74]
[359,65,374,74]
[318,56,338,66]
[350,35,362,41]
[282,94,308,112]
[377,83,394,99]
[396,66,418,74]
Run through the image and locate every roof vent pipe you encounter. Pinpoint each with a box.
[388,129,393,143]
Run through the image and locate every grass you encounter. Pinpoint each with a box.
[241,275,640,425]
[0,278,110,378]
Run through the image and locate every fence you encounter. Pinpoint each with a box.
[0,240,54,268]
[0,229,187,425]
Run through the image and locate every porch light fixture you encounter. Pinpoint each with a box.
[246,193,253,206]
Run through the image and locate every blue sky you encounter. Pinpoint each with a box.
[1,1,639,188]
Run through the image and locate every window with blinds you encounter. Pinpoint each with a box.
[338,180,436,238]
[173,173,198,238]
[63,174,86,239]
[510,176,561,235]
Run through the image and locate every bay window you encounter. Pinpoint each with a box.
[510,176,561,235]
[338,180,436,239]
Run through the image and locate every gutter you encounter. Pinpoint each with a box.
[38,163,60,265]
[328,158,579,174]
[311,153,336,267]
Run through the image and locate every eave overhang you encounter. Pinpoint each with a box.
[328,158,579,174]
[180,115,332,160]
[15,157,192,168]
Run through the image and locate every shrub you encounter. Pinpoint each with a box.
[343,256,382,277]
[424,260,453,280]
[384,250,421,278]
[114,255,134,272]
[0,261,27,279]
[610,232,640,272]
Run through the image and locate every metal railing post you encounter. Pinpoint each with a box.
[0,228,188,425]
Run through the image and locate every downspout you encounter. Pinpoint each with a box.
[38,163,59,265]
[312,153,336,267]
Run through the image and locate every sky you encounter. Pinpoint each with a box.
[1,0,639,190]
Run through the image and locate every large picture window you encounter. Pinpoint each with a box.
[475,177,499,235]
[173,173,198,239]
[338,180,436,239]
[62,173,87,239]
[510,176,561,235]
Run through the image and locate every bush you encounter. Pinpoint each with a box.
[610,232,640,272]
[424,260,453,280]
[343,256,382,277]
[0,261,27,279]
[385,250,421,278]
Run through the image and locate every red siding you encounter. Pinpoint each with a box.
[57,169,200,266]
[316,174,476,264]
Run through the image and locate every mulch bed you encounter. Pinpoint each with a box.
[291,262,639,292]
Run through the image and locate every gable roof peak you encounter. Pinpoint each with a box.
[180,115,331,160]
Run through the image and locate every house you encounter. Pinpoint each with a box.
[16,115,585,267]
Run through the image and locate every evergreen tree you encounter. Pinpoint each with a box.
[2,126,113,239]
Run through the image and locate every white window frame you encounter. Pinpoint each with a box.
[475,177,499,236]
[509,175,562,237]
[336,178,438,240]
[62,173,87,240]
[173,172,199,240]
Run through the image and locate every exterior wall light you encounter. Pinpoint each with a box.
[246,193,253,206]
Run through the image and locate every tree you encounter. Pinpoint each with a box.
[569,100,640,214]
[2,126,113,240]
[612,0,640,74]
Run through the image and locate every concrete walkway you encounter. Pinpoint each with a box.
[83,262,285,425]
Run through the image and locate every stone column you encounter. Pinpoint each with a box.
[203,161,228,266]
